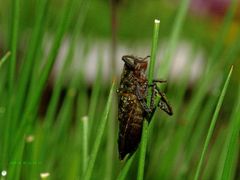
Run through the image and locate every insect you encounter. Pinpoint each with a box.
[117,55,173,160]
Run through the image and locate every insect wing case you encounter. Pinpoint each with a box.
[117,56,148,160]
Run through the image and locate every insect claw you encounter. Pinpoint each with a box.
[142,55,150,61]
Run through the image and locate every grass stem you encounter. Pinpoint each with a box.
[82,116,89,173]
[84,81,115,180]
[0,52,11,69]
[137,19,160,180]
[194,66,233,180]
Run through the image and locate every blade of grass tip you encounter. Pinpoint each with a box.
[82,116,89,173]
[218,84,240,180]
[83,81,115,180]
[0,52,11,69]
[194,66,233,180]
[117,154,136,180]
[137,19,160,180]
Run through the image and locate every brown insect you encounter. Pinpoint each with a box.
[117,55,173,160]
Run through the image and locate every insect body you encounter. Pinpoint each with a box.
[117,55,173,160]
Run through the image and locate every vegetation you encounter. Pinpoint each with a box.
[0,0,239,179]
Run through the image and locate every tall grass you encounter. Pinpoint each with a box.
[137,19,160,180]
[194,66,233,180]
[0,0,239,179]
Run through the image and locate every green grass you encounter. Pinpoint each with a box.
[137,19,160,180]
[194,66,233,180]
[0,52,11,69]
[0,0,239,179]
[83,81,115,180]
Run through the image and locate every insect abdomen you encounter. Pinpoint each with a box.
[118,93,145,160]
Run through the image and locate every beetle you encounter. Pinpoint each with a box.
[117,55,173,160]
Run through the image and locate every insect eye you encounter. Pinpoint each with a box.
[122,56,135,69]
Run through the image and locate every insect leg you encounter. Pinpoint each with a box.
[136,84,152,115]
[154,85,173,115]
[136,84,158,122]
[148,79,167,108]
[152,79,167,83]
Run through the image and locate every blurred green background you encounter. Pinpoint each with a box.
[0,0,239,179]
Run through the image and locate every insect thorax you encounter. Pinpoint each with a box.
[119,67,147,94]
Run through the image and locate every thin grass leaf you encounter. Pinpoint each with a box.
[45,0,90,128]
[0,52,11,69]
[105,93,117,180]
[151,46,197,179]
[137,19,160,180]
[202,129,227,179]
[26,0,78,116]
[14,0,79,147]
[13,0,49,126]
[83,81,115,180]
[88,54,103,133]
[8,0,20,92]
[217,84,240,180]
[2,0,20,170]
[117,154,136,180]
[82,116,89,173]
[183,0,239,135]
[194,66,233,180]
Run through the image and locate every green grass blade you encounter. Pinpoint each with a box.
[82,116,89,173]
[3,0,20,169]
[194,66,233,180]
[13,0,49,125]
[83,81,115,180]
[218,84,240,179]
[8,0,20,92]
[105,88,116,180]
[137,120,149,180]
[14,0,79,142]
[117,154,136,180]
[137,19,160,180]
[0,52,11,69]
[88,55,103,133]
[45,0,89,128]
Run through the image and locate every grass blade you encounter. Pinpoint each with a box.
[82,116,89,173]
[218,84,240,179]
[137,19,160,180]
[14,0,79,145]
[13,0,49,126]
[83,81,115,180]
[117,154,136,180]
[194,66,233,180]
[0,52,11,69]
[8,0,20,92]
[45,0,90,128]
